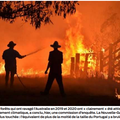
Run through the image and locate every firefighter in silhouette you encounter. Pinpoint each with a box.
[41,41,65,96]
[2,41,26,87]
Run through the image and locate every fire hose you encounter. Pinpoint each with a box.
[16,74,27,89]
[16,73,41,90]
[16,47,46,89]
[26,47,45,56]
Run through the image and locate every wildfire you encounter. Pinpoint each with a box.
[62,11,96,75]
[0,11,97,77]
[0,63,44,77]
[19,68,44,77]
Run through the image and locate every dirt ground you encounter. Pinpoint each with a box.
[0,75,120,106]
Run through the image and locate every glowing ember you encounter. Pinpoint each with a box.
[115,88,120,99]
[0,62,5,74]
[19,68,44,77]
[101,48,105,52]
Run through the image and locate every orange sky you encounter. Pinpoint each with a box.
[0,1,120,75]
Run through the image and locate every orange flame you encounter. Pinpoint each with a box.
[0,63,44,77]
[101,48,105,52]
[19,68,44,77]
[62,11,96,75]
[115,88,120,99]
[0,11,97,77]
[0,62,5,74]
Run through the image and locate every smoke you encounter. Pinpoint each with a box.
[0,17,67,74]
[0,1,120,75]
[76,2,120,44]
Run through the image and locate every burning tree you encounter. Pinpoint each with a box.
[99,13,120,80]
[101,13,120,47]
[0,1,79,29]
[62,12,97,77]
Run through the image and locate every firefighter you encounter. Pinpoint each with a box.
[41,41,65,97]
[2,41,26,87]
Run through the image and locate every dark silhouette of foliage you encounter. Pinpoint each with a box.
[0,1,79,29]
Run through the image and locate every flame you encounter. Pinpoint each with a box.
[0,63,44,77]
[101,48,105,52]
[0,62,5,74]
[19,68,44,77]
[0,61,44,77]
[62,11,96,75]
[115,88,120,99]
[0,11,97,77]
